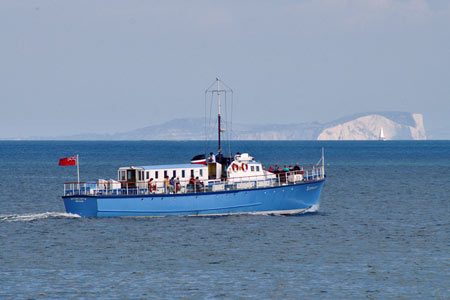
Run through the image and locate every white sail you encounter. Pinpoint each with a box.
[379,127,386,141]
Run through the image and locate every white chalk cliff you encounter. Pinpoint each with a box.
[27,112,427,140]
[317,113,426,140]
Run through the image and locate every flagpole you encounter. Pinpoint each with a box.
[77,154,80,185]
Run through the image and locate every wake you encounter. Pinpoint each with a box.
[0,212,81,222]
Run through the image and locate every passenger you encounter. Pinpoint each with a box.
[208,152,216,163]
[274,164,280,172]
[148,178,154,193]
[216,152,223,164]
[268,166,274,172]
[164,176,171,194]
[169,176,176,193]
[293,163,300,171]
[282,165,289,172]
[189,176,196,191]
[289,164,294,171]
[174,177,180,192]
[195,176,203,191]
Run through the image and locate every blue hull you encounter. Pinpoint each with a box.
[63,180,325,217]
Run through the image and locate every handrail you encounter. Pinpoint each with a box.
[63,165,325,197]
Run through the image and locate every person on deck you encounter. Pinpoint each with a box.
[164,176,171,194]
[208,152,216,163]
[216,152,223,164]
[148,178,154,193]
[282,165,289,172]
[174,177,180,192]
[189,176,196,191]
[195,176,203,191]
[293,163,301,171]
[169,177,176,193]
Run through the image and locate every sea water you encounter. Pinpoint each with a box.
[0,141,448,299]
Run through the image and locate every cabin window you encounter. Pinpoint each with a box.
[146,171,149,180]
[138,171,142,181]
[155,171,159,179]
[200,169,203,177]
[127,170,133,180]
[182,170,185,178]
[120,171,126,181]
[251,166,255,172]
[191,169,194,177]
[173,170,176,178]
[164,170,168,178]
[256,166,260,172]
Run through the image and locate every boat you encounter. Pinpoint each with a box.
[379,127,386,141]
[62,79,326,217]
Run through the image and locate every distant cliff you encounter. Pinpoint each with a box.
[23,112,426,140]
[317,112,426,140]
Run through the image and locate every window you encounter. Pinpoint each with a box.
[173,170,176,177]
[256,166,260,172]
[146,171,149,180]
[164,170,168,178]
[191,169,194,177]
[155,171,159,179]
[251,166,255,172]
[120,171,126,181]
[200,169,203,177]
[182,170,185,178]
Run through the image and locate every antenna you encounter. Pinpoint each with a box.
[205,78,233,155]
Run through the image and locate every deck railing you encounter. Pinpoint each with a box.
[63,165,325,197]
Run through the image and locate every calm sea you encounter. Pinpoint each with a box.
[0,141,449,299]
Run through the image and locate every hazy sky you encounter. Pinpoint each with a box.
[1,0,449,138]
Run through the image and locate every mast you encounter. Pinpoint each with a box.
[217,78,222,154]
[205,78,233,156]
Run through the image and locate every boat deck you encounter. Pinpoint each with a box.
[64,168,325,197]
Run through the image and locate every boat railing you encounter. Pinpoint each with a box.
[63,165,325,197]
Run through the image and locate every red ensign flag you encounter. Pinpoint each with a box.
[59,156,77,166]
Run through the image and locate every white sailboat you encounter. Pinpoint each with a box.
[379,127,386,141]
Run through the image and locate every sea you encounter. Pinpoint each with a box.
[0,140,448,299]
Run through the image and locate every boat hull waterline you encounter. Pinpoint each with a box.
[63,180,324,217]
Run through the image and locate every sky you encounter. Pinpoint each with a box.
[1,0,449,138]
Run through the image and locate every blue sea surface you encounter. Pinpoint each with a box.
[0,141,449,299]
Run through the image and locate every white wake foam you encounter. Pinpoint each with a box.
[0,212,81,222]
[304,204,320,213]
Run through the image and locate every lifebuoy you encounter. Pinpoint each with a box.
[241,163,248,171]
[232,163,239,172]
